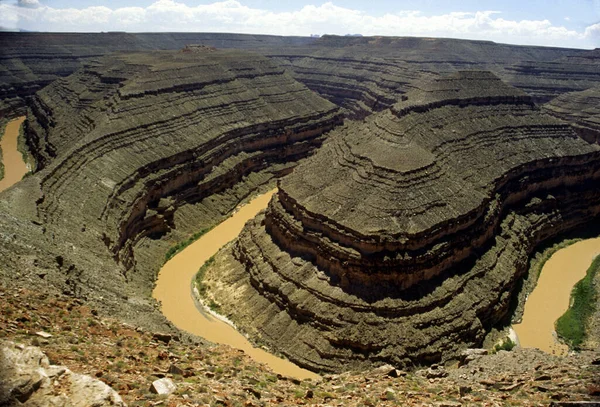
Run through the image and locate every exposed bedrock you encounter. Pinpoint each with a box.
[3,33,600,121]
[0,49,341,319]
[0,32,316,118]
[204,71,600,372]
[267,36,600,117]
[543,86,600,143]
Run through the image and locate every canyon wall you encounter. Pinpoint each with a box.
[543,86,600,143]
[0,48,342,322]
[203,72,600,372]
[0,32,316,117]
[3,33,600,120]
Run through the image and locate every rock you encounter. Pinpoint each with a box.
[550,403,600,407]
[0,341,124,406]
[152,332,173,344]
[535,374,552,381]
[205,71,600,373]
[168,363,184,375]
[458,349,488,366]
[150,377,176,395]
[459,385,472,396]
[435,402,462,407]
[499,382,522,391]
[425,365,448,379]
[544,87,600,143]
[305,389,314,399]
[35,331,52,339]
[372,364,405,378]
[243,386,261,399]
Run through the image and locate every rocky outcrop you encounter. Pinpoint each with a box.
[3,33,600,121]
[543,87,600,143]
[0,341,125,406]
[204,71,600,372]
[0,32,316,118]
[0,48,341,323]
[267,36,600,118]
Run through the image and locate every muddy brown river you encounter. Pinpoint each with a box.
[0,116,27,193]
[513,238,600,355]
[153,189,319,380]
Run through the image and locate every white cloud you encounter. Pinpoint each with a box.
[585,22,600,41]
[2,0,598,49]
[17,0,41,9]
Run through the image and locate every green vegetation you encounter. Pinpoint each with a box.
[194,255,215,297]
[493,337,516,353]
[164,226,214,262]
[194,255,222,313]
[555,255,600,350]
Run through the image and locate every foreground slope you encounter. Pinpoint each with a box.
[204,71,600,372]
[0,48,342,323]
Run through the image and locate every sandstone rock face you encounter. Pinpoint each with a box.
[0,341,125,406]
[544,87,600,143]
[0,49,341,323]
[205,72,600,372]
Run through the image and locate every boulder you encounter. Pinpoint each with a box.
[150,378,176,395]
[0,341,125,407]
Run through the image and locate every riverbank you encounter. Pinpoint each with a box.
[513,237,600,355]
[0,116,28,193]
[153,189,319,380]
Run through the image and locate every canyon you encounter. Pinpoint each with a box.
[202,71,600,372]
[0,32,600,404]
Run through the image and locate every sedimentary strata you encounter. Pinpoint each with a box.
[0,32,315,117]
[3,33,600,120]
[205,71,600,372]
[544,86,600,143]
[267,36,600,117]
[0,48,341,321]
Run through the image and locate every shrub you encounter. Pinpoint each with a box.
[493,337,516,353]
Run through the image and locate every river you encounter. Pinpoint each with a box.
[153,189,319,380]
[0,116,28,193]
[513,238,600,355]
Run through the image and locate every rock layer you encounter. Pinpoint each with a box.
[0,48,341,323]
[544,86,600,143]
[267,36,600,118]
[3,33,600,120]
[0,32,315,117]
[205,72,600,372]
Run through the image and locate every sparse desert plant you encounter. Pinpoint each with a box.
[493,337,516,353]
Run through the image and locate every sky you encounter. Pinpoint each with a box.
[1,0,599,49]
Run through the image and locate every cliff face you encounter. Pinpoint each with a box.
[3,33,600,121]
[267,36,600,118]
[543,86,600,143]
[0,48,342,320]
[0,32,317,118]
[204,72,600,372]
